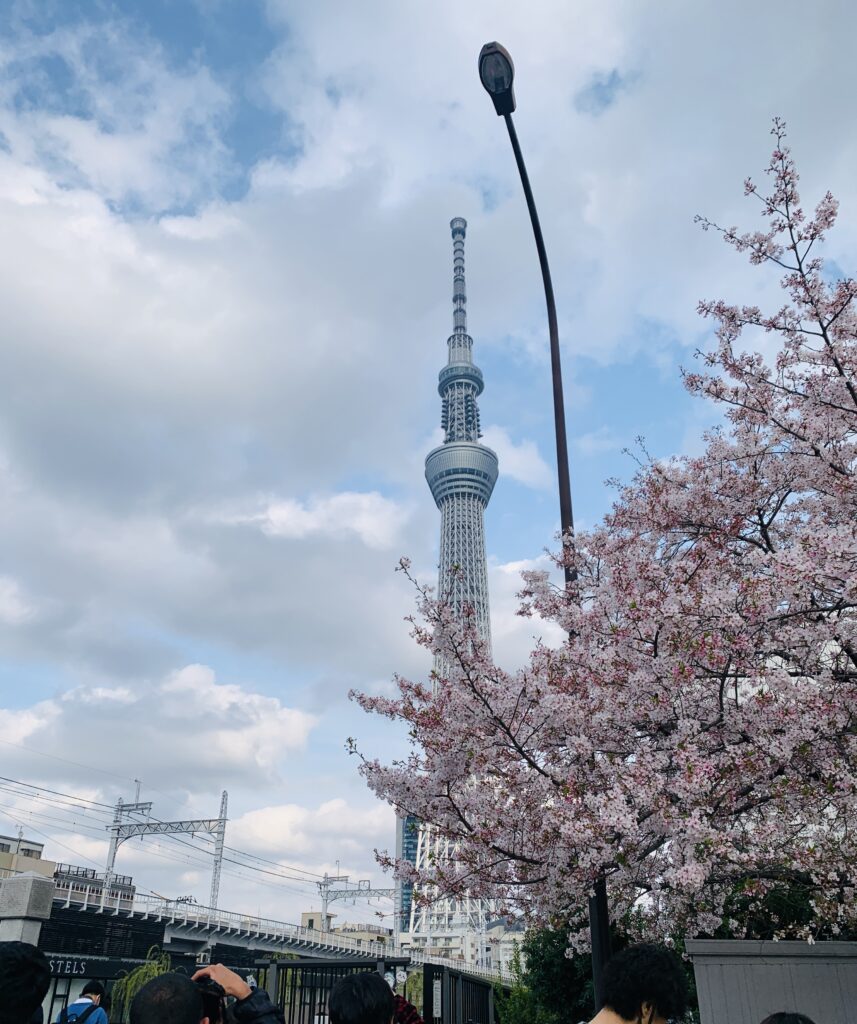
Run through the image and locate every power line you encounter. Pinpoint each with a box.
[0,774,388,914]
[0,803,111,839]
[0,775,332,884]
[0,741,136,782]
[0,776,113,810]
[0,806,105,869]
[0,793,113,828]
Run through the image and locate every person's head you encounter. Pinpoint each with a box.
[0,941,51,1024]
[759,1015,817,1024]
[328,972,394,1024]
[600,943,688,1024]
[81,983,106,1006]
[130,975,204,1024]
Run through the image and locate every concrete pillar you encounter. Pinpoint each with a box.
[0,872,55,944]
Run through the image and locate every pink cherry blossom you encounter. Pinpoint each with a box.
[351,120,857,947]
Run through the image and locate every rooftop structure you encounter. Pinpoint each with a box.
[0,833,55,881]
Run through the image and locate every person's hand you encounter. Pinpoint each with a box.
[192,965,253,1001]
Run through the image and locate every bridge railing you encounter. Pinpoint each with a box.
[129,894,506,983]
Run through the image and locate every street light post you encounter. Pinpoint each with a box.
[478,40,612,1008]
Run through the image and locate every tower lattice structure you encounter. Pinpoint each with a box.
[405,217,498,963]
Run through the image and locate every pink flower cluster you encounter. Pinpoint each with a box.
[351,121,857,946]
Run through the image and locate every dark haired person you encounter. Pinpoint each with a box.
[329,972,394,1024]
[581,943,688,1024]
[130,975,202,1024]
[0,941,51,1024]
[131,967,282,1024]
[58,982,108,1024]
[392,992,423,1024]
[759,1015,817,1024]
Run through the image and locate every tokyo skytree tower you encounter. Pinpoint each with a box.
[406,217,498,959]
[425,217,498,647]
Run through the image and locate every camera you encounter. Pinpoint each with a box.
[194,977,226,1024]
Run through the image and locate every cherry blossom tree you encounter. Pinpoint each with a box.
[352,120,857,943]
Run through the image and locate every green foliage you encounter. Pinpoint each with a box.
[404,970,423,1013]
[111,947,171,1019]
[719,879,857,941]
[491,937,577,1024]
[494,943,553,1024]
[497,926,700,1024]
[520,927,594,1022]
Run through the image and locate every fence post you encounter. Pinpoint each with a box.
[265,962,279,1004]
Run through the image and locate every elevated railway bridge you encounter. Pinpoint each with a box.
[40,893,505,1024]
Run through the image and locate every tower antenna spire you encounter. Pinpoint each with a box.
[451,216,467,337]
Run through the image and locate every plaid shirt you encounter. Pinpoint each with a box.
[393,994,424,1024]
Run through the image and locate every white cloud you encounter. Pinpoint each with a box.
[0,19,232,210]
[489,556,566,669]
[0,576,34,625]
[0,701,59,744]
[574,427,623,457]
[62,686,136,705]
[481,426,553,490]
[0,665,316,793]
[242,492,411,551]
[233,798,394,859]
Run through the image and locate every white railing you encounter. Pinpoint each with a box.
[128,895,506,982]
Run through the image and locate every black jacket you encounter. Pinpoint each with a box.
[231,989,285,1024]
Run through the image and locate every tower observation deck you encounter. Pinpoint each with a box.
[424,217,498,648]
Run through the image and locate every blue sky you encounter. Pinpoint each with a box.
[1,0,856,924]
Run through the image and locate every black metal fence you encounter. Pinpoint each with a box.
[262,957,410,1024]
[423,963,494,1024]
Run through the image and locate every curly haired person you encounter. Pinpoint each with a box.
[581,943,688,1024]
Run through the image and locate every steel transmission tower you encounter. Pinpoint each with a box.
[101,791,228,912]
[405,218,498,963]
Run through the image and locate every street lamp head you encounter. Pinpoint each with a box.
[478,42,516,116]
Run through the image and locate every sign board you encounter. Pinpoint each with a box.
[47,956,141,978]
[45,953,199,979]
[432,978,442,1018]
[396,969,407,986]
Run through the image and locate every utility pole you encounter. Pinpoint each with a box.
[317,874,396,932]
[101,798,153,910]
[101,793,228,912]
[209,790,228,910]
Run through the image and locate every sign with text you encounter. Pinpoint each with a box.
[48,956,148,979]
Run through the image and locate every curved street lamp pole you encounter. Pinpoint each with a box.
[478,40,611,1007]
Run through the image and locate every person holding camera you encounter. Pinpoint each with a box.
[130,965,282,1024]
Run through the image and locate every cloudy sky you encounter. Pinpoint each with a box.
[1,0,856,927]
